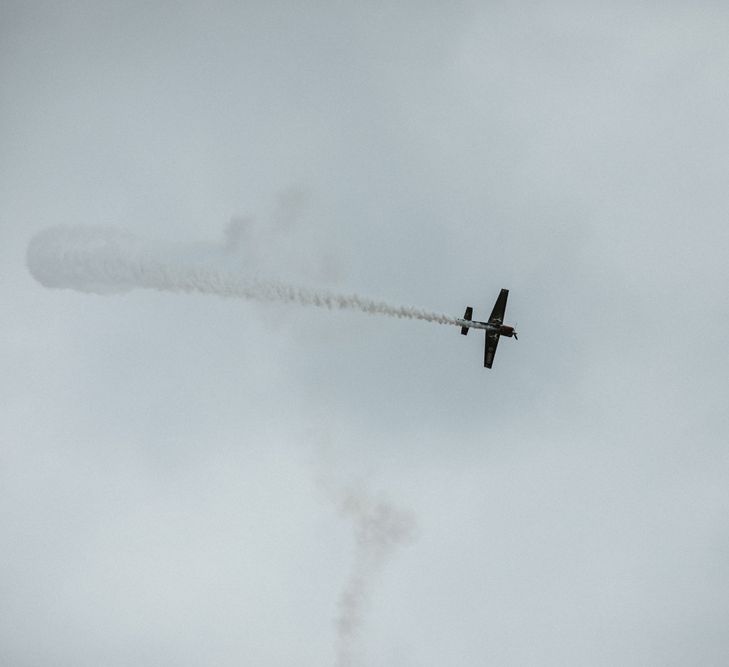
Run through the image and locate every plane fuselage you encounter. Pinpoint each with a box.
[455,319,516,338]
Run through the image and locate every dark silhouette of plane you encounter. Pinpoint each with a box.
[456,289,517,368]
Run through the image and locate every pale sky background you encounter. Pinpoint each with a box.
[3,2,729,666]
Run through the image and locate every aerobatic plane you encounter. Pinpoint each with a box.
[455,288,517,368]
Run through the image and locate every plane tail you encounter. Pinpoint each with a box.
[460,306,473,335]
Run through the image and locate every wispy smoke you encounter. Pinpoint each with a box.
[309,431,417,667]
[26,226,458,326]
[334,487,416,667]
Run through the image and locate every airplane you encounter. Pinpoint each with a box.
[455,288,517,368]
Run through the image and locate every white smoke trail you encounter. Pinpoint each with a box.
[334,487,416,667]
[26,226,458,326]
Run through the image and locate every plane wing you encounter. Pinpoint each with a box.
[484,332,500,368]
[488,288,509,324]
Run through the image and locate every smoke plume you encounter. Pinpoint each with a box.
[26,226,458,326]
[334,487,416,667]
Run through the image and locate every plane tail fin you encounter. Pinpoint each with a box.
[461,306,473,335]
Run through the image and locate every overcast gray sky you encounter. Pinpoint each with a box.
[3,2,729,665]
